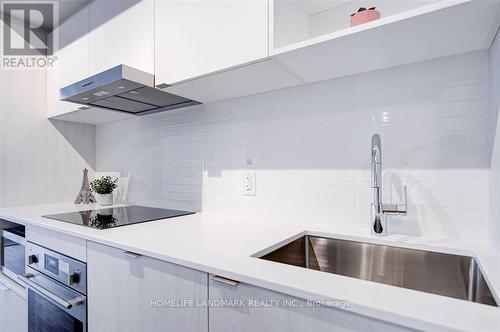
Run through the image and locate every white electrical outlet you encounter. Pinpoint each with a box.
[243,171,256,196]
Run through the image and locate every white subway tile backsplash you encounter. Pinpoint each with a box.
[440,82,489,102]
[97,50,491,241]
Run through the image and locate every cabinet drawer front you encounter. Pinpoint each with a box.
[87,241,208,332]
[0,284,27,332]
[209,279,416,332]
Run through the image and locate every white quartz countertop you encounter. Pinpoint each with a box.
[1,202,499,332]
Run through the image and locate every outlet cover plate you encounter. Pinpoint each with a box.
[243,171,256,196]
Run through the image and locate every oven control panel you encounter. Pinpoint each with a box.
[26,242,87,295]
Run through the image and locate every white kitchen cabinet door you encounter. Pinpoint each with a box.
[90,0,154,75]
[0,282,27,332]
[87,242,208,332]
[209,276,416,332]
[46,6,90,118]
[46,5,134,124]
[155,0,269,85]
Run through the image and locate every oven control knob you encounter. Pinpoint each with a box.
[28,255,38,265]
[69,273,80,285]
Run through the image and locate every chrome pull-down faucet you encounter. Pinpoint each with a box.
[371,134,384,234]
[370,134,407,235]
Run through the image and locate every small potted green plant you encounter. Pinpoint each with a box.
[90,176,118,206]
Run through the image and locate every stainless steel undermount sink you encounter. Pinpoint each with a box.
[258,235,497,306]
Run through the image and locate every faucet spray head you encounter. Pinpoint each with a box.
[371,134,382,188]
[371,134,382,163]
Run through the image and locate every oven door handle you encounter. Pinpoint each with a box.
[17,273,85,309]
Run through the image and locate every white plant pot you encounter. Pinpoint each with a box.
[98,193,113,206]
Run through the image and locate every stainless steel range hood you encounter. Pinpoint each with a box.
[60,65,200,115]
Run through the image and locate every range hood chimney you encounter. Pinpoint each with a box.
[60,65,200,115]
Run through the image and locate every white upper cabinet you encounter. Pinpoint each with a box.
[47,7,90,119]
[272,0,441,50]
[272,0,500,83]
[155,0,269,85]
[48,0,500,122]
[89,0,154,75]
[46,5,134,124]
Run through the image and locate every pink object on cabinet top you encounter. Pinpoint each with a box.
[350,8,381,27]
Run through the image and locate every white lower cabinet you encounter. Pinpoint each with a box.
[87,242,208,332]
[208,277,416,332]
[87,241,416,332]
[0,282,27,332]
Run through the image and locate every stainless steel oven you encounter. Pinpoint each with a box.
[18,242,87,332]
[0,221,26,280]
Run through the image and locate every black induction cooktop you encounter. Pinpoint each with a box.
[42,206,195,230]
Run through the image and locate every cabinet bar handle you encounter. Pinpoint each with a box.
[210,275,240,287]
[123,251,141,258]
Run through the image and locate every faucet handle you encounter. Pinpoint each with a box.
[396,184,408,215]
[383,185,407,215]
